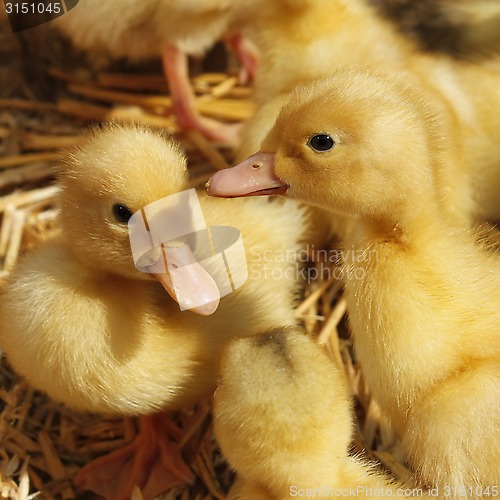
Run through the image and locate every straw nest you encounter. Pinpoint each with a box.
[0,16,413,500]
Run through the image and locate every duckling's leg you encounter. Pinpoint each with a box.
[75,413,192,499]
[213,328,397,497]
[161,44,242,144]
[224,34,259,85]
[401,360,500,490]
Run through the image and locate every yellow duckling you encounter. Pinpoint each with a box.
[54,0,258,142]
[0,123,307,499]
[214,328,411,499]
[208,69,500,490]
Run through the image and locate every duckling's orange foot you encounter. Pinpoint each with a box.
[75,414,192,500]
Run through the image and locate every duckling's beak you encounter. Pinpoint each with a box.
[206,152,288,198]
[140,242,220,315]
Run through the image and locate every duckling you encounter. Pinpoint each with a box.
[53,0,258,142]
[0,123,307,499]
[214,328,407,499]
[236,0,500,225]
[208,69,500,489]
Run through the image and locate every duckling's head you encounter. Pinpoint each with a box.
[58,123,188,281]
[208,69,442,226]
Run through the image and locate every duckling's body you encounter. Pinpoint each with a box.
[244,0,410,104]
[208,70,500,489]
[238,0,500,224]
[0,124,306,497]
[344,219,500,487]
[54,0,231,60]
[214,329,403,499]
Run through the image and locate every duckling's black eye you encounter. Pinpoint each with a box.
[308,134,335,152]
[112,204,133,223]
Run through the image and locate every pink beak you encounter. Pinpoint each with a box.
[139,242,220,316]
[206,152,287,198]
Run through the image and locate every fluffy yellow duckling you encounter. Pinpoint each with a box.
[214,328,414,499]
[0,123,307,498]
[237,0,500,225]
[54,0,258,142]
[208,70,500,490]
